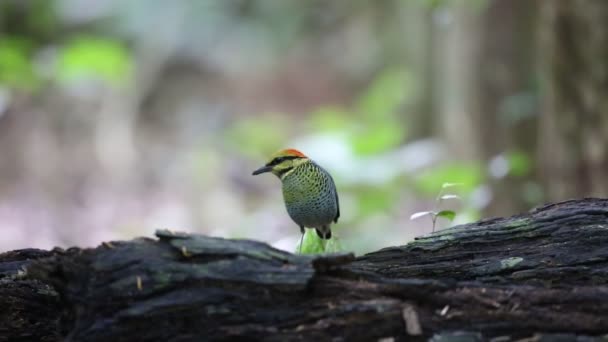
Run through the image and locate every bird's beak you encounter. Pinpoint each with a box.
[252,165,273,175]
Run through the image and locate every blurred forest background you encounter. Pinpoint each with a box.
[1,0,607,254]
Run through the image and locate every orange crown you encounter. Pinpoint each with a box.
[281,148,307,158]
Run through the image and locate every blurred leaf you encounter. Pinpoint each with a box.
[436,210,456,221]
[324,236,344,253]
[297,229,325,254]
[442,182,463,189]
[457,208,481,224]
[439,194,460,200]
[350,67,412,155]
[410,211,434,220]
[57,36,131,85]
[226,114,290,157]
[356,185,398,217]
[351,122,405,155]
[27,0,59,35]
[415,163,483,195]
[0,38,38,89]
[506,151,531,177]
[357,67,413,121]
[309,106,351,132]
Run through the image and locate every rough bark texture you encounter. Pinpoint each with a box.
[0,249,60,341]
[2,198,608,341]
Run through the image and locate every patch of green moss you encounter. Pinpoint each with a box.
[500,257,523,269]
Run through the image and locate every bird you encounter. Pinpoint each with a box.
[252,148,340,253]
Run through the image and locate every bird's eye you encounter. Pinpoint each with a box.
[268,155,299,166]
[268,157,285,166]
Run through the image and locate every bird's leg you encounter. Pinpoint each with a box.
[299,226,305,254]
[320,225,329,252]
[298,233,304,254]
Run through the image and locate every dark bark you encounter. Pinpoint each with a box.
[2,198,608,341]
[0,249,60,341]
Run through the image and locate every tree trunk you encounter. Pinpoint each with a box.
[433,0,483,162]
[538,0,608,201]
[477,0,539,217]
[2,198,608,341]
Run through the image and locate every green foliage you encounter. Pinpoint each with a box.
[226,114,290,157]
[356,184,399,217]
[411,182,462,232]
[352,122,405,156]
[324,236,344,253]
[308,106,351,132]
[414,163,482,195]
[436,210,456,221]
[297,230,345,254]
[0,38,38,89]
[0,0,59,37]
[356,68,412,121]
[242,66,412,158]
[26,0,59,35]
[0,3,127,90]
[57,36,132,85]
[351,67,411,155]
[441,182,464,189]
[297,230,325,254]
[506,150,531,177]
[459,208,481,223]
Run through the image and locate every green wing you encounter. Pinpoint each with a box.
[312,160,340,223]
[333,187,340,223]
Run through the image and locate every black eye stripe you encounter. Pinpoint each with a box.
[267,155,300,166]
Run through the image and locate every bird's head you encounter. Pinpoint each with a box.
[252,148,309,179]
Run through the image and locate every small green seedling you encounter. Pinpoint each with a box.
[410,182,462,232]
[296,230,344,254]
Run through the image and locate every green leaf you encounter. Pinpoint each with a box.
[296,229,325,254]
[410,211,435,220]
[351,122,405,155]
[442,182,464,189]
[308,106,351,132]
[357,67,413,120]
[324,236,344,253]
[225,114,290,157]
[436,210,456,221]
[357,185,399,217]
[0,37,38,89]
[57,36,132,85]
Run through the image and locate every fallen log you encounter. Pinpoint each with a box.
[2,198,608,341]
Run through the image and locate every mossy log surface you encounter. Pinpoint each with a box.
[2,198,608,341]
